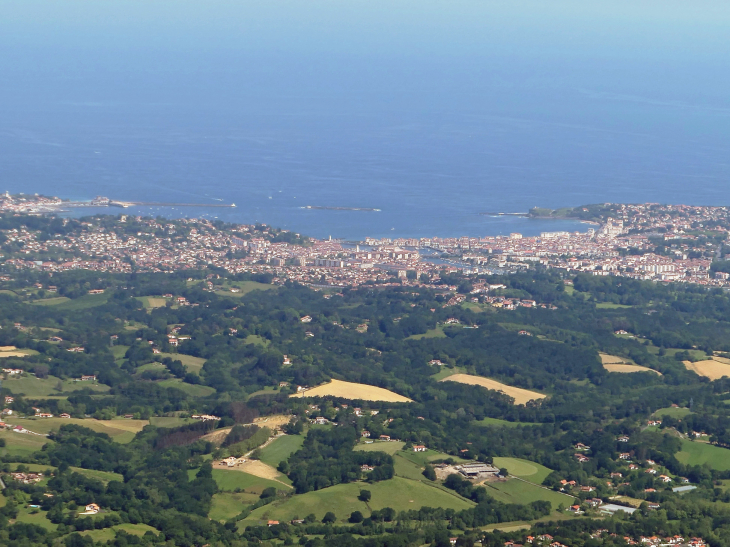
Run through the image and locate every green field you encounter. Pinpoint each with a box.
[33,292,111,310]
[258,435,305,468]
[3,375,108,397]
[243,335,270,348]
[485,478,574,508]
[477,417,540,428]
[243,477,474,524]
[157,378,216,397]
[595,302,633,309]
[15,506,55,530]
[354,441,405,455]
[406,327,446,341]
[111,345,129,360]
[135,296,168,309]
[675,440,730,471]
[10,417,148,443]
[393,454,430,481]
[79,523,158,542]
[209,492,261,521]
[192,468,290,494]
[399,448,466,466]
[0,429,50,456]
[430,367,463,381]
[492,457,553,484]
[653,407,693,418]
[149,416,195,428]
[157,352,206,374]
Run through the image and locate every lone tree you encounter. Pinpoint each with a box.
[322,512,336,524]
[358,489,371,502]
[423,465,437,481]
[349,511,364,523]
[499,467,509,477]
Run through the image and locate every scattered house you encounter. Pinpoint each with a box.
[587,498,603,507]
[659,475,673,483]
[2,369,22,376]
[379,435,391,441]
[305,332,314,337]
[646,459,657,465]
[445,318,460,325]
[282,355,291,365]
[67,347,85,353]
[567,504,584,514]
[79,375,96,382]
[80,503,100,515]
[647,420,662,426]
[575,453,590,463]
[617,435,630,443]
[300,316,312,323]
[518,330,532,336]
[615,330,629,335]
[279,381,289,387]
[361,430,371,438]
[619,452,631,460]
[88,289,105,294]
[629,464,639,470]
[428,359,444,366]
[267,520,279,527]
[4,396,13,404]
[645,468,657,475]
[191,414,221,421]
[412,445,427,452]
[9,472,43,484]
[579,485,595,493]
[611,472,623,478]
[361,465,374,472]
[574,442,591,451]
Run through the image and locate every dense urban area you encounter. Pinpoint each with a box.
[3,197,730,547]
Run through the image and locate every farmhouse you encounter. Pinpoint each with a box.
[412,445,427,452]
[456,463,500,479]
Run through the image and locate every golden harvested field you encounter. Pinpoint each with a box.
[599,353,635,365]
[440,374,546,405]
[253,415,292,429]
[0,346,31,358]
[604,363,661,375]
[213,460,292,487]
[684,358,730,380]
[290,379,412,402]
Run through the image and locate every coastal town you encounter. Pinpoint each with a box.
[2,195,730,290]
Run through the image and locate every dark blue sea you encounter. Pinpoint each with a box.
[1,2,730,240]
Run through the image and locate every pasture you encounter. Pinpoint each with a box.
[485,478,573,507]
[12,417,148,443]
[243,477,474,524]
[191,468,289,494]
[2,376,109,397]
[0,346,36,358]
[406,327,446,340]
[209,492,261,521]
[156,352,206,373]
[258,435,305,468]
[492,457,553,484]
[0,429,50,456]
[653,407,692,419]
[439,374,546,405]
[290,379,412,402]
[675,440,730,471]
[476,417,540,428]
[79,524,158,542]
[354,440,406,455]
[157,378,216,397]
[684,358,730,380]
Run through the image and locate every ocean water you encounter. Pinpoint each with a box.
[1,2,730,240]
